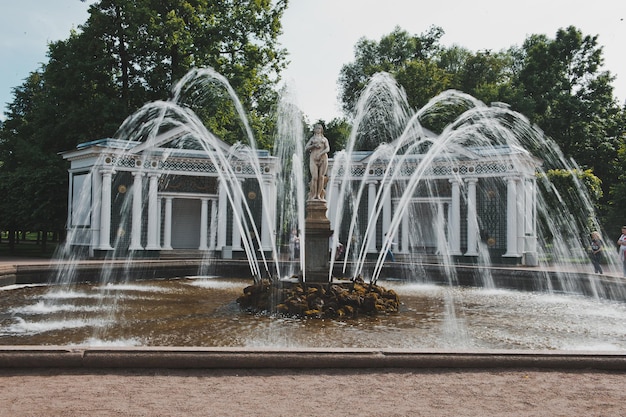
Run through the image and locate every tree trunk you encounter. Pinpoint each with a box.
[8,229,15,251]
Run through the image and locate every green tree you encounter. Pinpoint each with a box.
[0,0,289,244]
[605,125,626,229]
[511,26,624,229]
[0,72,70,246]
[538,168,604,235]
[337,25,624,231]
[338,26,446,116]
[319,118,351,155]
[338,27,523,136]
[513,27,622,170]
[81,0,288,146]
[454,49,520,105]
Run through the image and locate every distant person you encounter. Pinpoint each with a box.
[290,229,300,260]
[589,231,604,274]
[335,241,345,261]
[617,226,626,276]
[328,234,344,261]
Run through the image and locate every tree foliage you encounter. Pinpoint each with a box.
[315,118,351,156]
[511,26,624,227]
[338,26,447,115]
[514,27,622,168]
[0,0,289,241]
[537,168,604,243]
[337,25,625,232]
[80,0,288,146]
[2,10,626,246]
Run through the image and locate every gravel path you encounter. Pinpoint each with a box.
[1,368,625,416]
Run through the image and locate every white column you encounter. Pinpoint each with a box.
[98,170,113,250]
[436,201,446,255]
[91,170,102,254]
[328,179,340,229]
[524,178,537,252]
[504,176,519,257]
[199,198,209,250]
[156,197,162,247]
[129,172,144,250]
[66,173,74,230]
[382,181,392,239]
[231,180,243,251]
[261,178,276,251]
[516,178,525,254]
[209,199,218,250]
[401,204,409,254]
[465,178,479,256]
[217,181,228,250]
[367,180,378,253]
[163,197,173,250]
[145,173,160,250]
[523,177,538,265]
[449,179,462,255]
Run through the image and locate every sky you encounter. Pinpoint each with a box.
[1,0,625,123]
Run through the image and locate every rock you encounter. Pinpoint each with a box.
[236,277,400,318]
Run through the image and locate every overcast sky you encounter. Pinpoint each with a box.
[1,0,625,123]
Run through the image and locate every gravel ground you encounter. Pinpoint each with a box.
[1,367,625,417]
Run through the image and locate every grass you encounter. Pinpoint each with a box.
[0,234,59,259]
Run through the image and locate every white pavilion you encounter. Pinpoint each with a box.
[61,128,541,266]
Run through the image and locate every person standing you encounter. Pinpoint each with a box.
[589,231,604,274]
[617,226,626,276]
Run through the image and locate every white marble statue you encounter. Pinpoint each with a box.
[305,123,330,200]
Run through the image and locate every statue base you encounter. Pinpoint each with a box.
[304,199,332,283]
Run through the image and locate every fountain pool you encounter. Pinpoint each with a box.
[2,276,625,351]
[25,67,626,355]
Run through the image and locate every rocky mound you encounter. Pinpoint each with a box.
[237,276,400,318]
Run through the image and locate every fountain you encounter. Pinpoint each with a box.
[1,68,626,351]
[235,120,401,318]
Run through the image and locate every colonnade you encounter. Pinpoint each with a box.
[94,169,276,254]
[327,175,537,262]
[89,167,536,262]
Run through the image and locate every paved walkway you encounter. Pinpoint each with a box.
[1,367,625,417]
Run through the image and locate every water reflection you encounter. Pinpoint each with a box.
[1,277,625,351]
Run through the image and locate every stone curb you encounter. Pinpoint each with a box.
[0,347,625,370]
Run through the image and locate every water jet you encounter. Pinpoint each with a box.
[1,68,625,350]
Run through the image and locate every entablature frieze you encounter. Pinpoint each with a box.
[100,154,276,178]
[330,157,537,180]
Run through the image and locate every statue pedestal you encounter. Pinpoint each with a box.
[304,199,332,283]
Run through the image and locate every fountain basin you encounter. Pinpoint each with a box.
[1,267,626,351]
[1,345,626,370]
[2,260,625,302]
